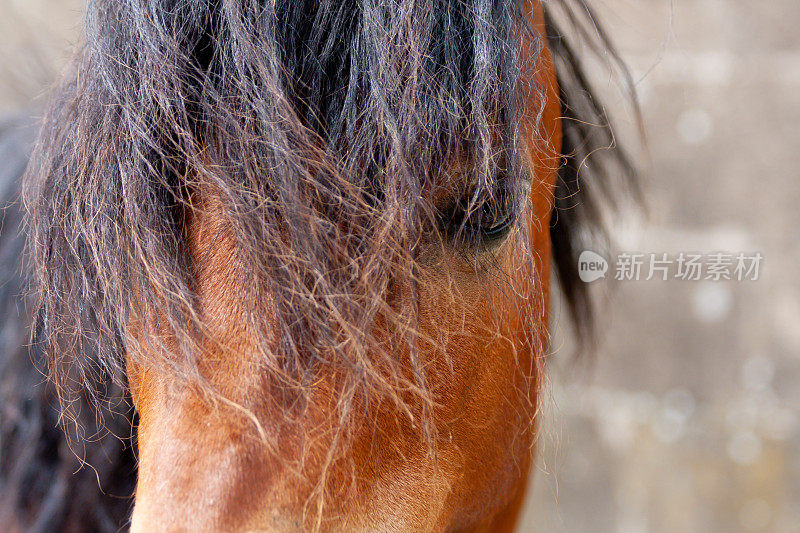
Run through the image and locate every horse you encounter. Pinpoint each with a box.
[0,0,635,531]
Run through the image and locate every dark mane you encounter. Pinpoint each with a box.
[0,0,637,530]
[0,116,137,531]
[546,1,639,339]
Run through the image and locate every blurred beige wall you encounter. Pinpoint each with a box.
[521,1,800,532]
[0,0,81,114]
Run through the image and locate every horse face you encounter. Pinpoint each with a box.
[126,3,560,531]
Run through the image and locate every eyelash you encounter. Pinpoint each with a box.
[439,190,516,247]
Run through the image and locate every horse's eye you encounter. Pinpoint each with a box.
[439,193,516,247]
[475,208,515,240]
[466,200,515,240]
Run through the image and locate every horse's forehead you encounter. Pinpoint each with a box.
[133,0,560,529]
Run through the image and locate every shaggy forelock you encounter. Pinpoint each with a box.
[25,0,545,434]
